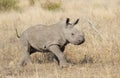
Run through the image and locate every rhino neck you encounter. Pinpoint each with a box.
[59,24,69,46]
[52,21,68,46]
[60,40,69,52]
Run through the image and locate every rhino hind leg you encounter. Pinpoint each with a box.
[18,39,32,66]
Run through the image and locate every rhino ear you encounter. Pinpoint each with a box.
[66,18,70,25]
[74,19,79,25]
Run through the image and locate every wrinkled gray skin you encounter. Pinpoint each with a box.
[17,18,85,68]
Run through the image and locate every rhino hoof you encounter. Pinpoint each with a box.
[60,62,69,68]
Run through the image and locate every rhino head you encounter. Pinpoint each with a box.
[63,18,85,45]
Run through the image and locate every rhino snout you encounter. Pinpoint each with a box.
[79,37,85,44]
[75,35,85,45]
[79,32,85,44]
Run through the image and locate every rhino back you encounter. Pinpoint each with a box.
[21,24,66,51]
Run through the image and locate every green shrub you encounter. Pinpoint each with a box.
[0,0,19,11]
[29,0,35,5]
[41,0,61,11]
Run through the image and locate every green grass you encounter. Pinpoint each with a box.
[41,0,61,11]
[29,0,35,6]
[0,0,19,11]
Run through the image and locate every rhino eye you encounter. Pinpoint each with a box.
[71,33,74,36]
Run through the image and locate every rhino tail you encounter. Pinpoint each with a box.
[15,28,20,38]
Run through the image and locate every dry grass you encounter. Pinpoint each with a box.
[0,0,120,78]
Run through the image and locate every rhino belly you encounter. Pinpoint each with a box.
[28,36,47,51]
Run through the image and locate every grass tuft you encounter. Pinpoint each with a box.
[29,0,35,6]
[41,0,61,11]
[0,0,19,11]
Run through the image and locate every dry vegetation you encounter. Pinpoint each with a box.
[0,0,120,78]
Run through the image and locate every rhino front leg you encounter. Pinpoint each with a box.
[48,45,68,68]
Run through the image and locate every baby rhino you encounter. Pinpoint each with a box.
[17,18,85,68]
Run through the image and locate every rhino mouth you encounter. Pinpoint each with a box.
[74,38,85,45]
